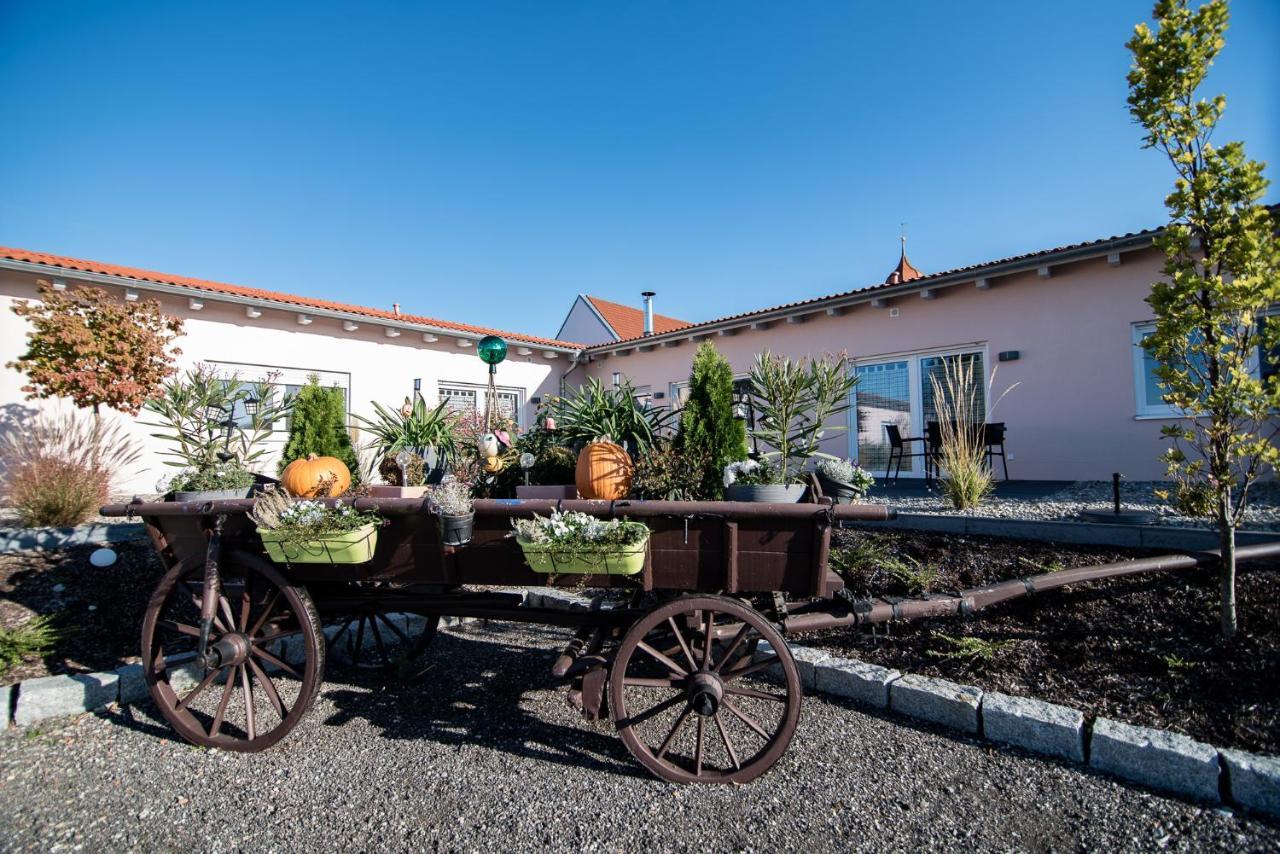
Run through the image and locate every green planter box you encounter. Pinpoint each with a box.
[258,524,378,564]
[517,534,648,576]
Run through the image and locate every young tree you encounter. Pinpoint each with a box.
[280,375,361,483]
[8,281,184,416]
[1127,0,1280,638]
[678,342,747,498]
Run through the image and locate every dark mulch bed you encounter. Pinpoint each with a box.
[805,528,1280,754]
[0,541,165,684]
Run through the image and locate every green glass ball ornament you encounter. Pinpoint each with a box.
[478,335,507,366]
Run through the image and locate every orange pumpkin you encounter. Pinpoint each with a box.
[281,453,352,497]
[575,440,633,500]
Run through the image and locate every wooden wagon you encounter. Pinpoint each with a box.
[101,496,895,784]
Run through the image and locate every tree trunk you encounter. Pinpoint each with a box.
[1218,493,1238,640]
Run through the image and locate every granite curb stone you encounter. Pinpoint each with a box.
[115,663,148,706]
[1220,749,1280,817]
[813,658,899,708]
[889,673,982,734]
[13,672,119,727]
[981,691,1086,763]
[1090,717,1221,803]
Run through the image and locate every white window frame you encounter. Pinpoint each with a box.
[437,381,525,428]
[1133,314,1277,420]
[1131,323,1177,419]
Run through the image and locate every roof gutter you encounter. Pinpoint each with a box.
[0,258,580,354]
[582,229,1159,355]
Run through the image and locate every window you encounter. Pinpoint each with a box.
[1260,315,1279,384]
[1132,323,1223,417]
[438,382,523,427]
[439,386,477,417]
[206,362,350,432]
[1133,325,1177,417]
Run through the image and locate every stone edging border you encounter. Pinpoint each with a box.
[850,513,1280,551]
[0,522,147,554]
[3,587,1277,818]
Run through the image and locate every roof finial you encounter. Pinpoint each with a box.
[885,222,924,285]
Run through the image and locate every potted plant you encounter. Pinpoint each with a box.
[723,458,804,502]
[813,457,875,503]
[737,351,859,502]
[164,462,257,502]
[144,366,291,501]
[249,488,382,564]
[355,395,458,491]
[428,479,475,546]
[514,509,649,576]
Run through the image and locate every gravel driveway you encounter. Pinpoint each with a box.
[2,622,1276,852]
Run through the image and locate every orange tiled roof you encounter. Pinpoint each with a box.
[584,295,691,340]
[0,246,583,349]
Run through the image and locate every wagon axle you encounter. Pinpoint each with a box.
[687,672,724,717]
[203,633,251,669]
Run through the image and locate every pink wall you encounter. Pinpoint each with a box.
[574,248,1176,481]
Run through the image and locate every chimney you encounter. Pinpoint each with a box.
[392,303,401,316]
[641,291,656,336]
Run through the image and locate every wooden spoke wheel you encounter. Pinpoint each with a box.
[609,595,801,784]
[140,551,324,752]
[325,609,439,672]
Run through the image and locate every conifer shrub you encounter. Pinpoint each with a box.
[677,342,747,498]
[279,375,361,484]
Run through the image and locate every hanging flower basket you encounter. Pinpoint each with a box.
[258,523,379,564]
[516,536,649,576]
[513,510,649,576]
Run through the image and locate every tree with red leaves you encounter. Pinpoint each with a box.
[8,280,184,417]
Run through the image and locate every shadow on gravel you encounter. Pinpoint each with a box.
[322,625,647,780]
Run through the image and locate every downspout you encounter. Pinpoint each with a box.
[559,349,586,397]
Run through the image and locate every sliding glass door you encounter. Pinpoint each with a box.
[854,350,986,476]
[854,361,911,473]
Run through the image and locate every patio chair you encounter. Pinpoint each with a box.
[984,422,1010,481]
[884,423,928,483]
[924,421,942,484]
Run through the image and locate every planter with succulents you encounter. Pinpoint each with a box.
[250,489,382,564]
[514,510,649,576]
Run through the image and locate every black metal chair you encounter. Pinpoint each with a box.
[884,423,928,483]
[924,421,943,484]
[984,422,1009,481]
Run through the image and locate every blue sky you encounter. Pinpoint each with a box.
[1,1,1276,340]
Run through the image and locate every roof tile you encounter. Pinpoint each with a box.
[0,247,583,349]
[585,295,691,340]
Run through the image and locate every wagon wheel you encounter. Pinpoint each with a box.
[610,595,801,784]
[325,609,440,673]
[140,551,324,752]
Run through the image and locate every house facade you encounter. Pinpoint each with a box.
[566,229,1216,482]
[0,250,580,494]
[2,214,1267,492]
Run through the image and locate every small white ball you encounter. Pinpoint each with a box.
[89,547,117,568]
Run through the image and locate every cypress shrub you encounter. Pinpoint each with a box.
[279,375,361,483]
[678,342,747,498]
